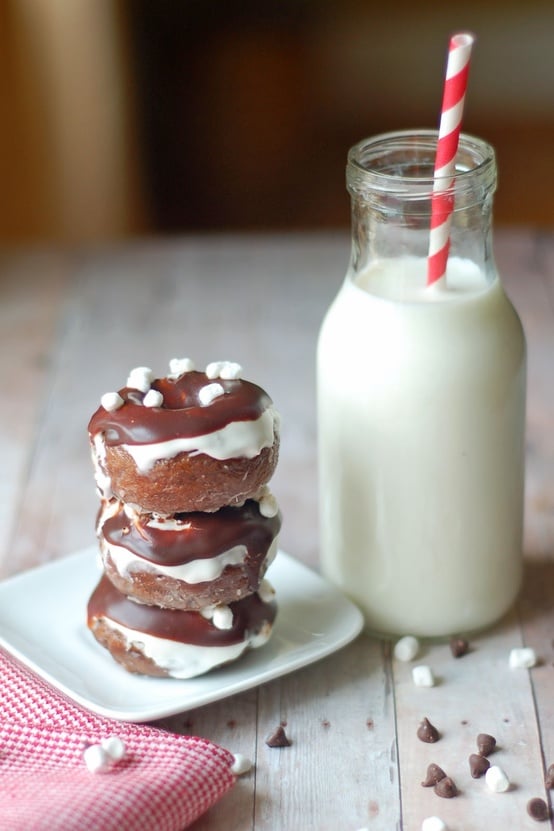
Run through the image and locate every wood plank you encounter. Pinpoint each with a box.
[253,636,399,831]
[497,229,554,555]
[0,251,70,574]
[498,230,554,799]
[394,611,549,830]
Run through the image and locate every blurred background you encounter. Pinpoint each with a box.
[1,0,553,245]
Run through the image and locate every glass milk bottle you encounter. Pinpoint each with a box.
[317,130,526,638]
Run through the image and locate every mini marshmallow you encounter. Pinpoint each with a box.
[101,736,126,762]
[101,392,124,412]
[421,818,448,831]
[212,605,234,631]
[205,361,243,380]
[84,744,111,774]
[394,635,420,662]
[168,357,195,378]
[412,665,436,688]
[230,753,252,776]
[205,361,225,379]
[509,647,537,669]
[198,383,225,406]
[200,604,233,630]
[258,488,279,518]
[126,366,153,393]
[485,765,510,793]
[143,389,164,408]
[219,362,243,380]
[257,579,276,604]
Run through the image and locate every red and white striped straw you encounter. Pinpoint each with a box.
[427,32,475,286]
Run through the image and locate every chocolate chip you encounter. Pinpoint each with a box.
[421,763,447,787]
[450,637,469,658]
[469,753,490,778]
[417,717,440,743]
[527,797,550,821]
[434,776,458,798]
[265,725,291,748]
[477,733,496,755]
[545,764,554,789]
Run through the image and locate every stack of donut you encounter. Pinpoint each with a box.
[86,358,281,679]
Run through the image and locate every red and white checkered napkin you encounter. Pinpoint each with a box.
[0,649,236,831]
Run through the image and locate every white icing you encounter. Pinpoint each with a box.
[126,366,153,392]
[102,619,259,679]
[143,389,163,408]
[91,435,112,499]
[198,383,225,406]
[101,392,124,412]
[121,406,278,471]
[103,537,279,584]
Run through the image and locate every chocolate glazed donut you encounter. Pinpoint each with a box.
[98,498,282,609]
[87,574,278,678]
[88,370,280,513]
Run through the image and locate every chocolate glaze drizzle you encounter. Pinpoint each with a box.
[88,575,277,646]
[100,500,281,567]
[88,371,272,446]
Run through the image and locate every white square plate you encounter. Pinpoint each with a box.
[0,548,363,722]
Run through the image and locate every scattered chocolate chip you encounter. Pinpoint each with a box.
[469,753,490,778]
[417,717,440,743]
[545,764,554,789]
[527,797,550,821]
[366,718,374,729]
[421,763,447,787]
[450,637,469,658]
[477,733,496,755]
[434,776,458,798]
[265,725,292,748]
[321,719,331,729]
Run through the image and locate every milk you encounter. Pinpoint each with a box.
[317,255,526,637]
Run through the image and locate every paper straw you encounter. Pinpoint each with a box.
[427,32,475,286]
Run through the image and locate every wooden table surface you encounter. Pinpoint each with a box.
[2,229,553,830]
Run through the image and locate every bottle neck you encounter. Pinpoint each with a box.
[346,130,497,279]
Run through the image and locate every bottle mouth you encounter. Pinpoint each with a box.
[347,129,496,203]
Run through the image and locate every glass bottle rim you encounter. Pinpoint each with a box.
[347,129,496,202]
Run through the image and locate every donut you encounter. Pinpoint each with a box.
[87,574,277,679]
[88,359,280,514]
[97,493,281,610]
